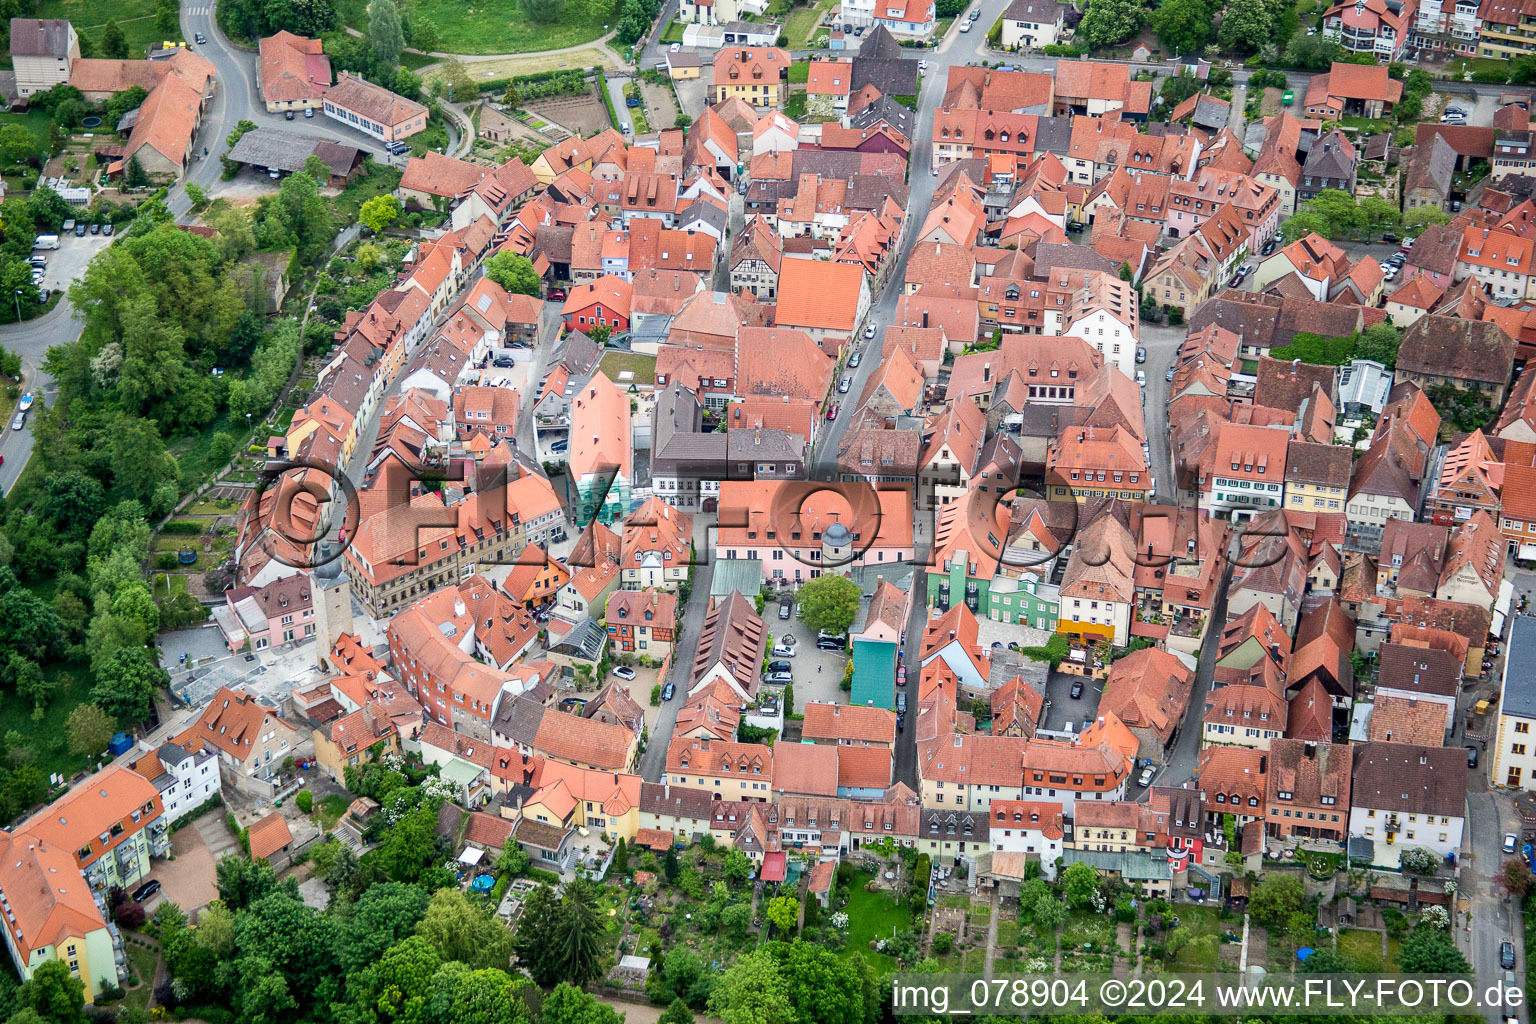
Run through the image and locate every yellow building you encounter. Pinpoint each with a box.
[513,761,643,843]
[0,829,122,1002]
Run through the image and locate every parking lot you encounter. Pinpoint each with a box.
[768,609,853,714]
[33,229,112,296]
[1037,669,1103,733]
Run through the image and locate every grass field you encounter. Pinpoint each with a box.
[844,870,912,970]
[421,48,619,82]
[0,109,57,159]
[784,0,837,47]
[1336,928,1387,971]
[343,0,616,55]
[34,0,168,57]
[0,659,103,783]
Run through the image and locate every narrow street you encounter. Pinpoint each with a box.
[639,546,715,781]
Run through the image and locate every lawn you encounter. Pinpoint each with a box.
[598,350,657,386]
[341,0,612,55]
[330,162,405,227]
[784,0,837,47]
[1446,57,1513,82]
[0,109,56,159]
[843,870,913,968]
[318,792,350,828]
[660,18,686,43]
[1167,905,1226,972]
[0,659,106,784]
[787,60,810,84]
[1337,928,1386,971]
[116,942,159,1013]
[34,0,166,57]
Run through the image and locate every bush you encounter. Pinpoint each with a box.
[295,790,313,814]
[651,684,662,706]
[932,932,954,954]
[160,520,205,535]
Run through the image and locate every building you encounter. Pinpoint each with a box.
[22,767,169,899]
[172,687,298,799]
[1264,739,1350,844]
[569,371,634,525]
[1098,648,1195,764]
[0,829,119,1001]
[1396,314,1516,406]
[322,71,428,142]
[999,0,1069,48]
[606,589,679,658]
[1301,62,1404,120]
[1320,0,1416,58]
[1206,424,1291,521]
[126,743,221,824]
[257,31,330,113]
[1348,741,1466,869]
[709,48,791,110]
[9,18,78,97]
[1493,615,1536,789]
[664,737,774,799]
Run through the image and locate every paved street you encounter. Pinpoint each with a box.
[639,548,715,781]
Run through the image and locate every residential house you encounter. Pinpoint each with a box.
[172,687,298,800]
[322,71,428,142]
[1348,741,1466,869]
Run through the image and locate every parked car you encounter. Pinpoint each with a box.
[1468,746,1480,768]
[772,643,797,658]
[778,601,791,619]
[1381,232,1399,243]
[305,107,314,118]
[1135,369,1146,386]
[816,634,846,651]
[132,880,161,902]
[959,20,970,30]
[1506,833,1519,854]
[826,403,838,420]
[1066,220,1085,232]
[74,222,88,236]
[1502,940,1517,969]
[90,222,100,234]
[285,109,295,120]
[896,692,907,713]
[896,714,904,732]
[10,412,24,431]
[1137,765,1155,787]
[612,665,636,681]
[102,223,114,236]
[849,351,862,367]
[661,682,675,701]
[549,439,569,454]
[838,375,852,393]
[765,671,793,684]
[1135,347,1146,364]
[768,660,792,674]
[1070,680,1084,699]
[896,664,906,686]
[864,323,876,339]
[1166,367,1175,382]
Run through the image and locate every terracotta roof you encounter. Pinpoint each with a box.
[802,702,897,745]
[0,830,106,961]
[1368,694,1448,746]
[771,742,839,796]
[1100,648,1195,747]
[325,71,427,129]
[533,709,633,770]
[173,687,295,765]
[838,745,894,790]
[400,152,488,198]
[247,812,294,860]
[259,31,330,104]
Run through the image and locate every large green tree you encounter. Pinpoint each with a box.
[1150,0,1212,54]
[796,574,860,636]
[483,251,542,296]
[416,888,517,971]
[368,0,405,67]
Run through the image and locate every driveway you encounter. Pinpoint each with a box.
[772,616,852,712]
[140,809,235,917]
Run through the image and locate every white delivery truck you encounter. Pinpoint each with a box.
[32,235,59,250]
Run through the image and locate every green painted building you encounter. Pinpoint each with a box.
[926,560,1058,630]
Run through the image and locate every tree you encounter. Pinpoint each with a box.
[18,960,86,1024]
[709,950,792,1024]
[66,703,115,757]
[1396,925,1471,973]
[368,0,405,67]
[1248,873,1305,928]
[1298,946,1354,973]
[721,902,752,942]
[1397,846,1439,875]
[359,194,402,233]
[483,251,542,296]
[1216,0,1275,52]
[722,848,753,885]
[0,124,35,166]
[658,998,695,1024]
[497,835,530,877]
[100,20,129,58]
[255,167,334,262]
[1076,0,1142,49]
[1060,861,1099,909]
[797,574,860,636]
[542,981,623,1024]
[216,855,286,911]
[612,836,629,873]
[417,887,517,971]
[766,895,799,935]
[1403,206,1451,230]
[376,801,441,882]
[90,646,167,722]
[1354,322,1400,367]
[125,153,148,188]
[1284,28,1346,70]
[1151,0,1211,55]
[338,881,431,975]
[1499,857,1533,899]
[156,0,179,34]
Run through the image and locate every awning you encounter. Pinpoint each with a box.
[457,847,484,866]
[1519,544,1536,561]
[759,851,787,883]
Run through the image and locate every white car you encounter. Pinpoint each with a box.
[670,41,681,51]
[959,20,970,30]
[917,60,928,71]
[864,323,876,339]
[612,665,636,681]
[1506,833,1519,854]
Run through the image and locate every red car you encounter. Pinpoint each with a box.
[826,403,839,420]
[896,664,906,687]
[547,288,567,301]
